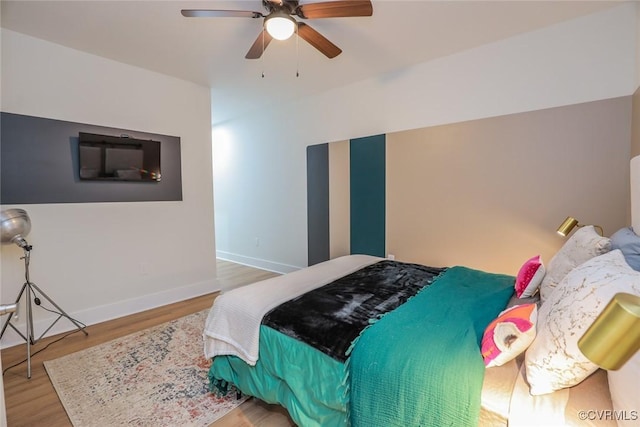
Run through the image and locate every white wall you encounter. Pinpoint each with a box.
[0,30,216,348]
[214,3,638,272]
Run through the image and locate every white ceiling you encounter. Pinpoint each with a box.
[0,0,624,123]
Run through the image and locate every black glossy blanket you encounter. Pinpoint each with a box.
[262,260,445,362]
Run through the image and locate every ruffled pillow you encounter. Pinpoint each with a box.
[539,226,610,303]
[514,255,545,298]
[481,303,537,368]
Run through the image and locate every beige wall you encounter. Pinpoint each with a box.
[386,97,632,274]
[632,87,640,157]
[329,140,351,258]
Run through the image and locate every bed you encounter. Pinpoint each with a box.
[202,158,640,427]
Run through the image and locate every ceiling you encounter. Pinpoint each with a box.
[0,0,623,124]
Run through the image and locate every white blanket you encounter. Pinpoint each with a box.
[203,254,382,365]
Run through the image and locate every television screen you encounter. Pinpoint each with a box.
[78,132,161,182]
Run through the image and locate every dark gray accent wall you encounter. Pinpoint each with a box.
[0,112,182,204]
[307,143,330,266]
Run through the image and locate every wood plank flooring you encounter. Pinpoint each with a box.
[1,259,296,427]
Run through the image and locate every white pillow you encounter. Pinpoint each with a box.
[539,225,611,303]
[608,352,640,427]
[525,250,640,395]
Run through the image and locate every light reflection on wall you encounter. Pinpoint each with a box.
[212,126,232,176]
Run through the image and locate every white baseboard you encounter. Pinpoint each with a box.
[0,278,218,349]
[216,251,301,275]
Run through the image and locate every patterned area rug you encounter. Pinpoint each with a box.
[44,309,247,426]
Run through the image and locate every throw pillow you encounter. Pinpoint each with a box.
[481,304,537,368]
[539,225,611,303]
[524,250,640,395]
[610,226,640,271]
[514,255,545,298]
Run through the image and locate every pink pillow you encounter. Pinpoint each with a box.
[515,255,545,298]
[481,304,537,367]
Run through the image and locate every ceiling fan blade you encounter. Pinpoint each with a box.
[296,1,372,19]
[297,23,342,59]
[181,9,263,18]
[246,30,274,59]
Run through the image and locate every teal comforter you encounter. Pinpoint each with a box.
[349,266,514,426]
[211,325,348,426]
[209,266,513,426]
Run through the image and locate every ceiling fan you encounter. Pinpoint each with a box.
[181,0,373,59]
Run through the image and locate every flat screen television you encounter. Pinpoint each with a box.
[78,132,161,182]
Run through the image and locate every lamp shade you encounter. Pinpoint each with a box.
[556,216,579,237]
[265,13,296,40]
[578,292,640,370]
[0,209,31,248]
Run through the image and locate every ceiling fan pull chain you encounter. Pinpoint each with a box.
[295,25,300,78]
[261,30,265,78]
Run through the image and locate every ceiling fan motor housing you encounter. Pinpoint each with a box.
[263,0,299,16]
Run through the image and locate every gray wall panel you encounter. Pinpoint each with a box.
[1,112,182,204]
[307,143,330,266]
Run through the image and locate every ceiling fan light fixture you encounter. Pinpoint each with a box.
[265,13,296,41]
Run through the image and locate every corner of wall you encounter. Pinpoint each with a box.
[633,87,640,158]
[631,155,640,231]
[636,2,640,86]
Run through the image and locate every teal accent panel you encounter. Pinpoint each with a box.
[350,135,385,257]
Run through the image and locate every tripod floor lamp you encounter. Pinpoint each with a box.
[0,209,87,378]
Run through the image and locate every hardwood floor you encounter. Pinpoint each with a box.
[1,259,295,427]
